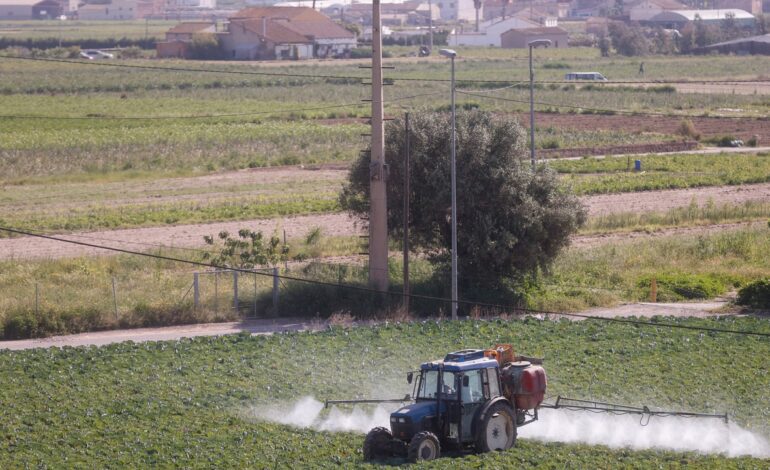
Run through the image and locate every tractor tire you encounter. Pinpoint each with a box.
[475,401,517,453]
[363,427,393,462]
[407,431,440,463]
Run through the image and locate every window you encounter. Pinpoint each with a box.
[418,370,439,399]
[487,368,500,398]
[461,370,484,403]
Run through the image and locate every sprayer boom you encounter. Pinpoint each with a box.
[541,396,728,424]
[324,395,412,409]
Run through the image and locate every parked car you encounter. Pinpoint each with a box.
[564,72,608,81]
[80,50,114,60]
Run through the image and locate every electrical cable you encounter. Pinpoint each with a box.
[1,224,769,339]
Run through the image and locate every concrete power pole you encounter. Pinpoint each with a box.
[369,0,389,293]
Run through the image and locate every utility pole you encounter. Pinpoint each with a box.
[369,0,389,293]
[403,113,410,313]
[428,0,434,51]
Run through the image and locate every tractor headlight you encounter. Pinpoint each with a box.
[398,418,405,423]
[390,417,397,422]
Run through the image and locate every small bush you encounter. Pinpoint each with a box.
[542,62,571,69]
[677,119,701,140]
[737,278,770,309]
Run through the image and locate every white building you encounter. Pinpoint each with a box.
[437,0,476,21]
[452,15,538,46]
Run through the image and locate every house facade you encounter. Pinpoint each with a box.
[219,7,356,60]
[452,15,538,46]
[437,0,477,21]
[78,0,138,20]
[501,26,568,48]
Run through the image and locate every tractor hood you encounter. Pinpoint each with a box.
[391,400,444,422]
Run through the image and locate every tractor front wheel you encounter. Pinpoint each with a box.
[475,402,517,453]
[407,431,440,463]
[363,427,393,461]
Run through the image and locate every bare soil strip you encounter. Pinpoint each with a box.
[2,182,769,260]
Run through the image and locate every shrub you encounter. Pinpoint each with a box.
[677,119,701,140]
[737,278,770,309]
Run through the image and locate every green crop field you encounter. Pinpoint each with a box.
[555,152,770,195]
[1,317,768,467]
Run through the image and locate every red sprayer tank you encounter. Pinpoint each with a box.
[500,360,547,410]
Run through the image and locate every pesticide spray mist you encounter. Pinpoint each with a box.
[250,397,770,458]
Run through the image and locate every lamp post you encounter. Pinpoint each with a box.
[528,39,551,169]
[439,48,458,321]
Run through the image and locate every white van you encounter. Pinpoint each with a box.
[564,72,608,81]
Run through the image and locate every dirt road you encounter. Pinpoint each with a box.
[2,182,768,260]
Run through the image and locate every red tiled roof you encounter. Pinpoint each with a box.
[234,18,311,43]
[229,7,354,42]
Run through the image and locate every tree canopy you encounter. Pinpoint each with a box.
[340,110,586,289]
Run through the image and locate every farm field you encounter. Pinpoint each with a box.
[3,151,769,236]
[0,318,768,467]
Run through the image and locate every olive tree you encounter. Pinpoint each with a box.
[340,110,586,288]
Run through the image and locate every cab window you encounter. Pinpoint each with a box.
[461,369,484,403]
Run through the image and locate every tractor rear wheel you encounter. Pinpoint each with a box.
[407,431,440,463]
[363,427,393,461]
[475,402,516,453]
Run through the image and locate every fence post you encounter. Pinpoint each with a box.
[253,272,258,318]
[214,271,219,313]
[111,277,119,321]
[233,270,239,311]
[35,283,39,316]
[193,272,199,310]
[650,278,657,303]
[272,267,279,315]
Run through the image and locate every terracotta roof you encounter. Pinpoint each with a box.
[234,18,311,44]
[229,7,354,42]
[167,22,214,34]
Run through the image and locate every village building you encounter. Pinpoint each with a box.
[500,25,568,48]
[156,21,216,58]
[78,0,138,20]
[452,14,538,46]
[627,0,686,22]
[646,9,755,29]
[0,0,61,19]
[437,0,477,21]
[218,7,356,60]
[697,33,770,55]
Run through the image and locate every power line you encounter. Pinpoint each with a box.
[1,224,768,339]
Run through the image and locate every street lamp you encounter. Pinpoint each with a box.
[528,39,551,169]
[439,48,458,321]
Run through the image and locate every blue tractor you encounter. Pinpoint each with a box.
[360,347,546,463]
